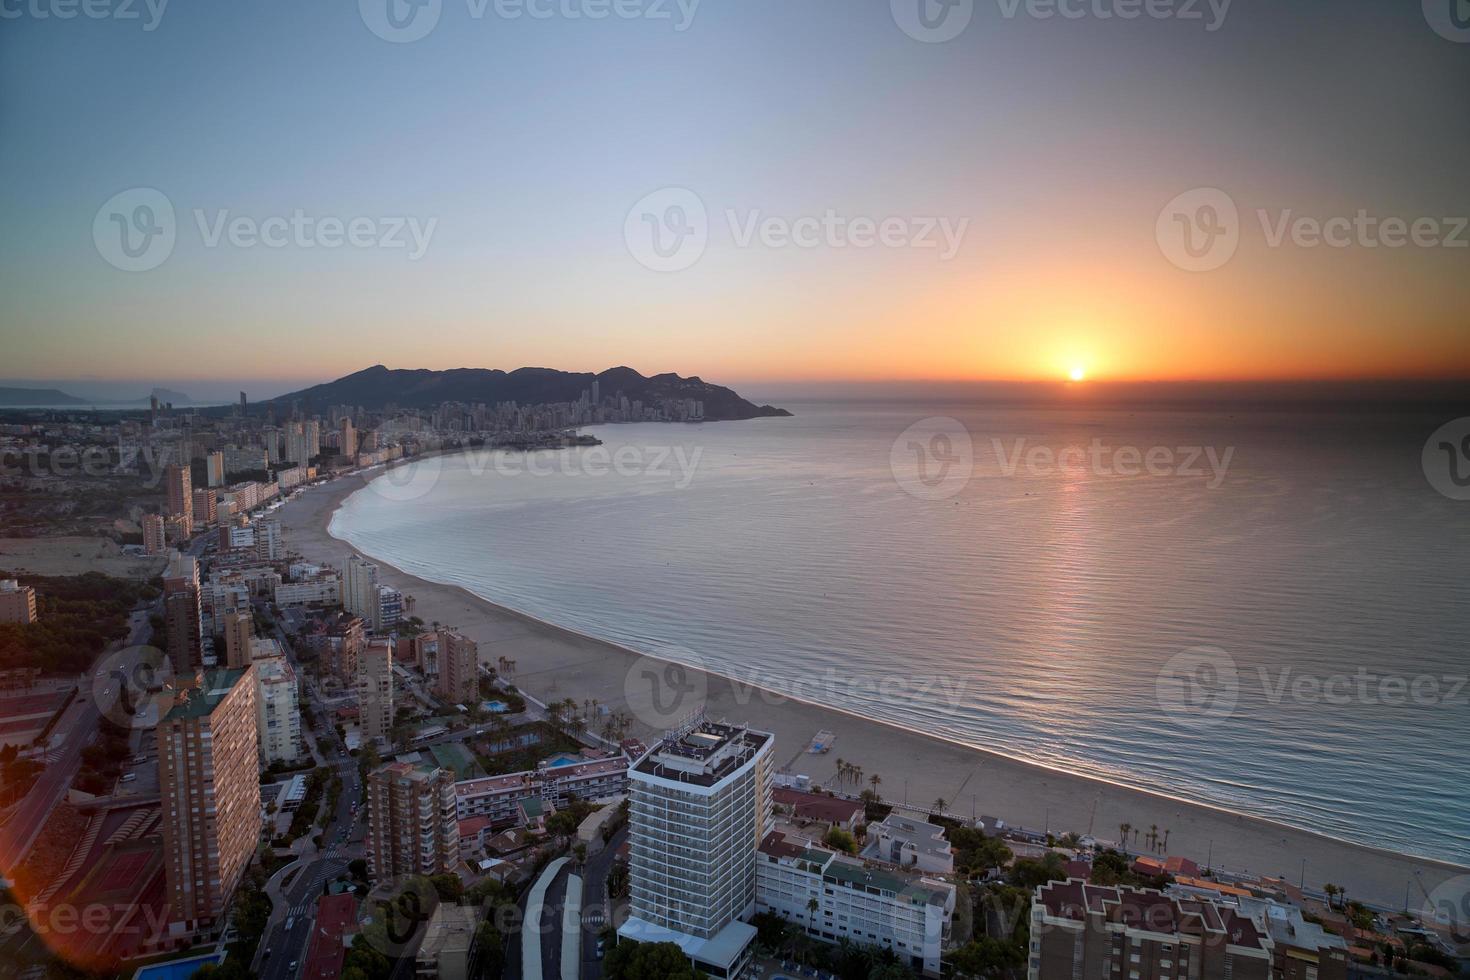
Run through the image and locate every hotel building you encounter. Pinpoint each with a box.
[618,715,773,979]
[756,832,956,977]
[366,760,460,879]
[1029,879,1273,980]
[454,755,629,824]
[158,667,261,934]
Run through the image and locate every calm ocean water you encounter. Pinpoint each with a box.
[331,400,1470,865]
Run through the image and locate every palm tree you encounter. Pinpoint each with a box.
[1119,823,1132,851]
[1324,883,1340,909]
[1148,824,1159,851]
[869,773,882,797]
[933,797,947,814]
[1162,828,1170,852]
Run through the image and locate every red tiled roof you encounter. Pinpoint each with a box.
[303,893,358,980]
[773,788,863,825]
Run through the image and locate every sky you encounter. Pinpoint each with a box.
[1,0,1468,396]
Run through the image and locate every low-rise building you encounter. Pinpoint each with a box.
[861,813,955,874]
[414,904,480,980]
[454,755,629,825]
[757,831,956,977]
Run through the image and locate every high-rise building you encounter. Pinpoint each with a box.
[377,585,403,631]
[618,715,774,979]
[158,667,260,934]
[435,629,479,705]
[339,417,357,458]
[221,611,254,669]
[0,579,38,625]
[365,760,459,880]
[163,464,193,536]
[205,451,225,488]
[191,487,218,527]
[344,555,382,631]
[357,637,393,743]
[253,655,301,764]
[142,513,168,555]
[163,554,203,675]
[1028,880,1272,980]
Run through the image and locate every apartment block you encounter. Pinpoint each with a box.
[0,579,38,625]
[163,553,203,676]
[205,451,225,488]
[357,637,394,743]
[1029,879,1272,980]
[344,555,381,631]
[618,715,773,979]
[253,655,301,764]
[435,629,479,705]
[142,513,168,555]
[757,832,956,977]
[454,755,629,824]
[192,487,218,527]
[163,463,193,536]
[221,611,253,669]
[158,667,261,934]
[366,761,459,879]
[861,813,956,874]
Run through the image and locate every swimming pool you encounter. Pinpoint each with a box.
[132,952,224,980]
[543,752,582,767]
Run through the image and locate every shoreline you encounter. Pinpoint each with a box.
[278,458,1470,910]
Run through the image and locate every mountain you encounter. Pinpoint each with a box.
[0,386,88,407]
[251,366,791,421]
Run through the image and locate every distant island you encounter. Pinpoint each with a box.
[246,365,792,422]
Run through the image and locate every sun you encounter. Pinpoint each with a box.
[1068,366,1087,382]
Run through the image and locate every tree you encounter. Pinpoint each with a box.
[602,940,703,979]
[430,873,464,902]
[823,827,859,855]
[1010,852,1067,890]
[933,797,947,814]
[869,773,882,796]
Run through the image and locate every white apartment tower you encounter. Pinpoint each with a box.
[343,554,382,631]
[619,715,774,979]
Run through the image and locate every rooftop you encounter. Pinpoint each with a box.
[634,720,772,787]
[162,668,248,722]
[417,904,480,960]
[1036,879,1270,952]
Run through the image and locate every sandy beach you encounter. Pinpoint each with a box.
[276,464,1470,911]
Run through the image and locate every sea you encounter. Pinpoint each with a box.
[330,399,1470,866]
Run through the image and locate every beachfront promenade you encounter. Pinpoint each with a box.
[275,467,1470,912]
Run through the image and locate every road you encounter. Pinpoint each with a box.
[255,671,366,980]
[0,604,157,877]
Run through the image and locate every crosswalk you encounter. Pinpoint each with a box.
[284,856,348,918]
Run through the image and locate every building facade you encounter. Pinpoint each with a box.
[756,832,956,977]
[366,761,460,879]
[435,629,479,705]
[157,667,261,934]
[1029,879,1273,980]
[253,656,301,764]
[618,716,773,979]
[357,637,394,742]
[0,579,38,625]
[344,555,381,631]
[163,553,203,676]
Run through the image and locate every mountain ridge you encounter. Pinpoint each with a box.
[246,365,791,421]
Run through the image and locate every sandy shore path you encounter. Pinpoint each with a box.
[276,465,1469,911]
